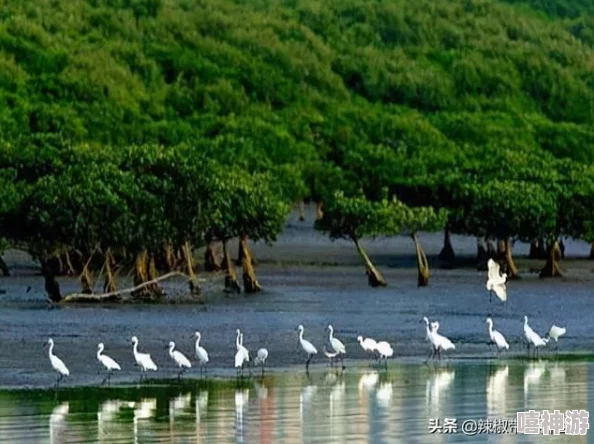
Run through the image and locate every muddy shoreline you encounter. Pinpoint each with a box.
[0,209,593,388]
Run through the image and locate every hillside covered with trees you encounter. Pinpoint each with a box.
[1,0,594,301]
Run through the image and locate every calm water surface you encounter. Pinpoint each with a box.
[0,360,589,443]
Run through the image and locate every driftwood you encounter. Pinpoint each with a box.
[60,271,198,303]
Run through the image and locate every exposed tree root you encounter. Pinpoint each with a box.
[223,241,240,293]
[353,237,387,287]
[438,228,455,263]
[413,233,429,287]
[239,236,261,293]
[498,238,521,279]
[0,256,9,276]
[298,201,305,222]
[540,240,563,278]
[204,240,223,272]
[61,271,191,303]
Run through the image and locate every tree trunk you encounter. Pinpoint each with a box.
[164,243,177,272]
[540,240,563,278]
[590,242,594,260]
[476,237,489,271]
[239,236,262,293]
[204,240,223,272]
[64,251,77,276]
[486,238,496,259]
[559,238,565,259]
[316,201,324,220]
[503,238,521,279]
[223,241,240,293]
[182,241,201,296]
[529,240,538,259]
[353,237,387,287]
[298,201,305,222]
[438,228,455,262]
[41,260,62,302]
[133,250,162,299]
[236,236,256,267]
[0,256,9,276]
[80,263,93,294]
[103,249,117,293]
[413,234,429,287]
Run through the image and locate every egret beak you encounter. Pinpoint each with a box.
[163,345,169,349]
[42,342,48,348]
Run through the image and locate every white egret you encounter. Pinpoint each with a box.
[44,338,69,386]
[297,325,317,371]
[234,332,250,376]
[131,336,157,380]
[97,343,121,385]
[422,317,432,342]
[523,316,549,357]
[193,331,209,375]
[431,322,455,359]
[253,348,268,376]
[167,342,191,378]
[548,325,567,349]
[486,259,507,303]
[322,346,339,367]
[421,317,438,360]
[357,336,378,360]
[375,341,393,369]
[327,325,346,370]
[486,318,509,354]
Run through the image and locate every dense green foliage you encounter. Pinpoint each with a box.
[1,0,594,293]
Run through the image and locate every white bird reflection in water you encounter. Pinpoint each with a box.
[169,392,192,433]
[98,400,134,443]
[376,381,393,409]
[132,398,156,444]
[426,368,455,413]
[49,402,69,444]
[195,391,209,442]
[358,371,379,392]
[487,365,509,417]
[523,362,546,404]
[254,380,268,400]
[235,389,249,444]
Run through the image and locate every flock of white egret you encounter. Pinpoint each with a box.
[44,258,567,386]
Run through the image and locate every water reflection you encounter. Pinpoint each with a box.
[0,361,590,443]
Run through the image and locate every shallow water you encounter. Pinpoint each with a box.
[0,361,589,443]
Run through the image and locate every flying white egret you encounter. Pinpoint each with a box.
[131,336,157,380]
[431,322,455,359]
[486,259,507,303]
[44,338,69,386]
[523,316,549,357]
[486,318,509,354]
[322,346,339,367]
[167,342,191,378]
[297,325,317,371]
[253,348,268,376]
[375,341,393,369]
[193,331,209,375]
[97,343,121,385]
[357,336,378,360]
[327,325,346,370]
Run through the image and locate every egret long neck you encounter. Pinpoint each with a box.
[169,344,175,357]
[48,342,54,357]
[328,327,334,341]
[97,347,102,360]
[236,331,241,348]
[133,342,139,358]
[299,329,304,342]
[196,335,201,348]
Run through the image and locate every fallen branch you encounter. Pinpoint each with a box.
[60,271,200,303]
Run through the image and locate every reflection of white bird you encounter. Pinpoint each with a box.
[50,402,69,444]
[97,343,121,384]
[487,366,508,416]
[431,322,455,359]
[194,331,209,374]
[486,318,509,353]
[486,259,507,303]
[376,382,393,408]
[131,336,157,379]
[426,369,455,410]
[235,389,249,443]
[169,392,191,423]
[297,325,317,370]
[357,336,378,359]
[358,371,379,391]
[45,339,69,386]
[327,325,346,369]
[523,362,546,403]
[523,316,549,357]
